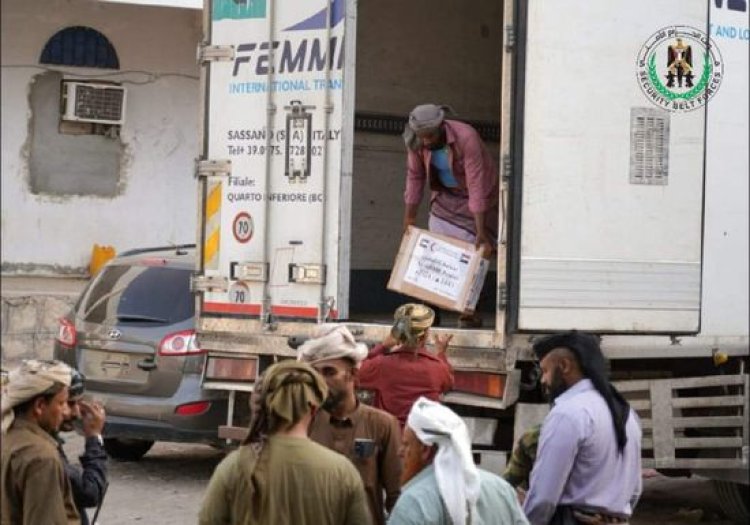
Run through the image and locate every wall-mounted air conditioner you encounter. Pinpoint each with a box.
[61,81,126,125]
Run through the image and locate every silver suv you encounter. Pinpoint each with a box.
[53,246,239,460]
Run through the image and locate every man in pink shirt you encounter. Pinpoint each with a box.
[402,104,499,326]
[402,104,499,250]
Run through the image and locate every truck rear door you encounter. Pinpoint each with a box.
[512,0,713,333]
[197,0,353,323]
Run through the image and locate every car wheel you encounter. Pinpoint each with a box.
[713,480,750,524]
[103,438,154,461]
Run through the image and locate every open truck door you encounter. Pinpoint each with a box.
[195,0,355,323]
[511,0,713,334]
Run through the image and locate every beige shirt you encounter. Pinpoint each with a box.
[310,403,402,525]
[1,419,80,525]
[199,434,372,525]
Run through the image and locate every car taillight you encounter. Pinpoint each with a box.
[453,371,506,398]
[56,318,77,348]
[175,401,211,416]
[158,330,203,356]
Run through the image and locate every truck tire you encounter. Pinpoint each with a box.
[103,438,154,461]
[713,480,750,524]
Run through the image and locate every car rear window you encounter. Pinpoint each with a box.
[82,264,194,325]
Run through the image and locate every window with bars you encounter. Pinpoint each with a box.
[40,26,119,70]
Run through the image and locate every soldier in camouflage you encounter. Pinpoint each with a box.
[503,424,541,498]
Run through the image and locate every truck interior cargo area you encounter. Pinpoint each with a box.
[347,0,503,328]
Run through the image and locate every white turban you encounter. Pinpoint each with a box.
[407,397,480,525]
[1,359,72,433]
[297,324,368,366]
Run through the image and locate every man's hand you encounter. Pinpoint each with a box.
[382,333,399,350]
[403,204,419,233]
[433,334,453,355]
[474,230,493,255]
[79,400,106,437]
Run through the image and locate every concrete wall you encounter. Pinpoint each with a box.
[1,0,201,362]
[1,277,87,366]
[28,71,123,197]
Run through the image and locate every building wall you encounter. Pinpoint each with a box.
[1,0,201,362]
[1,0,202,275]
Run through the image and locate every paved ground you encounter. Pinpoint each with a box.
[61,439,736,525]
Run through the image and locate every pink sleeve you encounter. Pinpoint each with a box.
[404,149,426,205]
[460,130,493,214]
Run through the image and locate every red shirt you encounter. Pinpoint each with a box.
[358,344,454,427]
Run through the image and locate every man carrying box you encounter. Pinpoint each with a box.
[401,103,499,327]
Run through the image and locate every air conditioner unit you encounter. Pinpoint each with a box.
[61,81,126,125]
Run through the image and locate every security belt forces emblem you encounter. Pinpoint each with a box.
[636,25,723,112]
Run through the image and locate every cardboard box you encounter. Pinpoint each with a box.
[387,226,490,314]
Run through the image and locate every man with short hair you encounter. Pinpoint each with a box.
[199,360,372,525]
[56,369,108,525]
[1,359,80,524]
[298,324,402,525]
[359,303,454,428]
[523,331,642,525]
[389,397,528,525]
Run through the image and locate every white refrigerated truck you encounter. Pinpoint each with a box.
[193,0,748,518]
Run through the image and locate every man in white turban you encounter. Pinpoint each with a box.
[388,397,528,525]
[1,359,80,524]
[299,324,402,525]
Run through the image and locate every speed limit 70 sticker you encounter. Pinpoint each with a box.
[228,282,249,304]
[232,212,254,243]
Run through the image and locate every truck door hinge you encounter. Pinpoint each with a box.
[504,25,515,52]
[498,283,509,309]
[284,101,315,183]
[230,262,269,283]
[191,275,229,294]
[502,154,512,181]
[196,159,232,179]
[288,264,326,284]
[198,44,235,63]
[261,297,275,329]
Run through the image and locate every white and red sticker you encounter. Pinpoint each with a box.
[232,212,254,243]
[228,281,250,304]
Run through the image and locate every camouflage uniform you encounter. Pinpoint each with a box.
[502,424,540,490]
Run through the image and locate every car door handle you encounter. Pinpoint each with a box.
[137,359,157,371]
